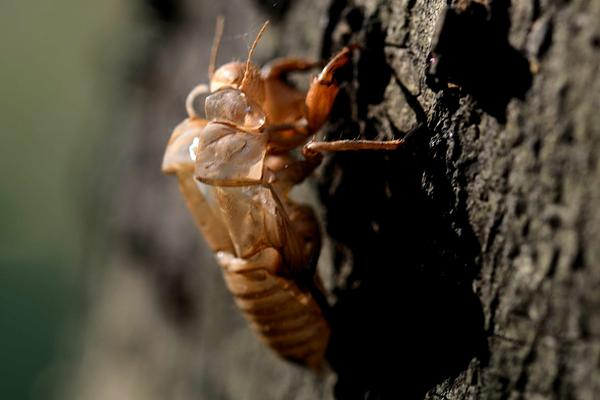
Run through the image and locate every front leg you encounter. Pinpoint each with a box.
[305,46,354,132]
[261,57,321,80]
[261,58,321,125]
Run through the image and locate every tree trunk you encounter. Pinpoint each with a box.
[68,0,599,399]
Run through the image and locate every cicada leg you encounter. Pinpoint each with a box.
[302,123,424,156]
[305,47,354,132]
[302,138,406,155]
[261,57,321,79]
[261,58,321,126]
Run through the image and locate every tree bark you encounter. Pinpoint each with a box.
[68,0,599,399]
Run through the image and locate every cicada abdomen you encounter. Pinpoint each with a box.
[221,262,330,369]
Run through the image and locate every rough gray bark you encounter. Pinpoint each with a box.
[67,0,599,399]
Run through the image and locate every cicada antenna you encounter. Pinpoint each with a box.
[208,15,225,79]
[240,20,269,91]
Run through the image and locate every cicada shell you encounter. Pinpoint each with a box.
[162,20,408,370]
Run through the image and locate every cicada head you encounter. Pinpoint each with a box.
[210,62,266,107]
[210,61,243,91]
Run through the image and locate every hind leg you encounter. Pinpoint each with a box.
[302,123,423,155]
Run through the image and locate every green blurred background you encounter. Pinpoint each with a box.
[0,1,144,398]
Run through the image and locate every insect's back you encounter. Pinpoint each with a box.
[221,265,330,369]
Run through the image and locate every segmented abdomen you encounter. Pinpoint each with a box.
[222,267,330,369]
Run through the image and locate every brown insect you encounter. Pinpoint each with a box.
[162,19,409,370]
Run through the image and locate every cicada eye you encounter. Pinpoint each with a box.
[205,88,266,130]
[186,84,211,119]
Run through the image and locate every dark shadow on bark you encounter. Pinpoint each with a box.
[323,143,487,399]
[319,8,487,399]
[426,0,532,122]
